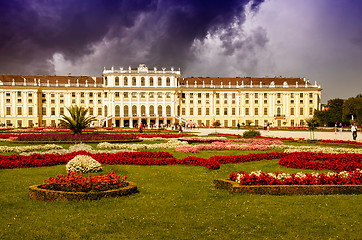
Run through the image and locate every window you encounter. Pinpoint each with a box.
[255,100,258,104]
[60,107,64,115]
[309,107,313,115]
[198,100,201,104]
[123,92,128,98]
[6,99,10,103]
[6,107,11,115]
[245,93,249,98]
[291,100,294,104]
[189,108,194,115]
[264,100,267,104]
[51,107,55,116]
[245,100,249,104]
[166,77,170,86]
[224,108,228,115]
[6,92,10,97]
[290,93,294,98]
[232,108,236,115]
[132,77,137,86]
[123,106,129,116]
[224,100,227,104]
[300,93,304,98]
[115,105,120,117]
[157,92,162,98]
[141,92,146,98]
[190,93,194,98]
[300,99,303,103]
[150,77,154,86]
[158,77,162,86]
[158,105,163,116]
[149,92,154,98]
[277,93,281,98]
[232,93,236,98]
[89,92,93,97]
[264,108,268,115]
[198,93,202,98]
[124,77,128,86]
[232,100,235,104]
[166,92,171,98]
[300,107,304,115]
[28,107,33,116]
[115,92,120,98]
[51,99,55,104]
[206,108,210,115]
[309,100,313,104]
[132,92,137,98]
[254,108,258,116]
[224,93,228,98]
[277,108,281,116]
[141,77,145,86]
[17,107,22,115]
[17,98,21,103]
[141,105,146,116]
[17,91,21,97]
[182,108,186,115]
[309,93,313,98]
[115,77,119,86]
[216,108,220,115]
[28,98,33,103]
[42,107,46,115]
[89,107,93,116]
[245,108,249,116]
[255,93,258,98]
[290,107,295,115]
[198,108,202,115]
[132,105,137,116]
[98,92,102,97]
[72,92,76,97]
[264,93,268,98]
[216,93,220,98]
[206,93,210,98]
[98,107,102,116]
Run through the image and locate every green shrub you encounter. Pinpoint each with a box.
[242,130,261,138]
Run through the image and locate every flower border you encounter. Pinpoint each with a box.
[213,179,362,195]
[29,181,137,201]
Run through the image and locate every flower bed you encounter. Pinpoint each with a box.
[175,141,272,153]
[14,133,139,142]
[279,152,362,171]
[214,179,362,195]
[229,169,362,185]
[272,145,362,154]
[319,139,362,146]
[29,172,137,201]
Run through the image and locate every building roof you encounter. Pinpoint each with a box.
[0,75,102,87]
[181,77,314,87]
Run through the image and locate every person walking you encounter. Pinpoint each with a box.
[334,122,338,134]
[351,123,358,140]
[339,123,343,133]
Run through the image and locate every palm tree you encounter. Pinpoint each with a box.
[60,106,97,134]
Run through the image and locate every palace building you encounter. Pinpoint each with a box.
[0,64,321,128]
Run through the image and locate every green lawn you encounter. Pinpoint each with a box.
[1,150,361,239]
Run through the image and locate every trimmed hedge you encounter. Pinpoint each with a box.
[214,179,362,195]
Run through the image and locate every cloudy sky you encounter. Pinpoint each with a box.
[1,0,361,102]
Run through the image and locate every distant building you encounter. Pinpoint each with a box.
[0,64,321,128]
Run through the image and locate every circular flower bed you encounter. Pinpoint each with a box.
[29,172,137,201]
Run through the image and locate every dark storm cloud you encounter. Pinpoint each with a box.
[0,0,264,75]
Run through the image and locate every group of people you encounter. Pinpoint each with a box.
[335,122,359,140]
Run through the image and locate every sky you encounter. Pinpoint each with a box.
[0,0,361,102]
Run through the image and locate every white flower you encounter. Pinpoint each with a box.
[66,155,102,173]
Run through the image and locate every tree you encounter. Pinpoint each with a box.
[306,118,319,139]
[60,106,97,134]
[343,94,362,125]
[326,98,344,126]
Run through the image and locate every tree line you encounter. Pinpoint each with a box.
[313,94,362,126]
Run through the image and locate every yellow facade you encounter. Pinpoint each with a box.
[0,64,321,128]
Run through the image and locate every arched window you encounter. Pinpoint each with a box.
[115,77,119,86]
[132,105,137,116]
[166,77,170,86]
[115,105,120,117]
[150,77,154,86]
[141,105,146,116]
[104,77,108,86]
[104,105,108,116]
[124,77,128,86]
[132,77,137,86]
[158,105,163,116]
[158,77,162,86]
[177,105,180,116]
[141,77,145,86]
[277,107,281,116]
[124,105,129,116]
[166,105,171,116]
[149,105,154,115]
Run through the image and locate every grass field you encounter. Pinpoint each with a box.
[0,142,361,239]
